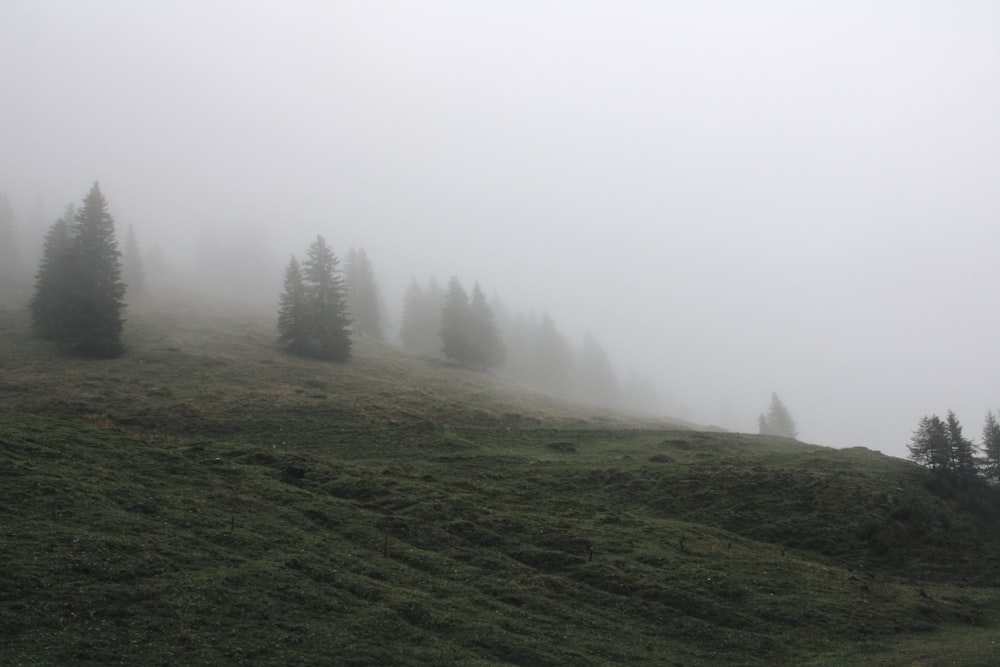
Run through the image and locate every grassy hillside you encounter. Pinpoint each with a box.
[3,287,1000,666]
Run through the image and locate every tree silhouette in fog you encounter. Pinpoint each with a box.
[758,392,798,439]
[399,276,444,357]
[30,185,127,357]
[344,247,383,340]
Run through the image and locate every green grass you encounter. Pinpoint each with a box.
[2,286,1000,665]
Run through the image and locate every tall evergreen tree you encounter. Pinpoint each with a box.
[399,277,444,357]
[29,205,75,339]
[440,276,471,365]
[945,410,978,482]
[277,256,310,355]
[530,312,575,395]
[60,182,127,357]
[344,247,383,340]
[982,410,1000,482]
[122,223,146,296]
[300,235,351,361]
[759,392,798,438]
[466,282,505,370]
[908,414,950,472]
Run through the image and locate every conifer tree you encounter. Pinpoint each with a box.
[440,276,471,365]
[467,282,505,370]
[300,235,351,361]
[908,415,950,472]
[758,392,798,438]
[574,331,620,407]
[60,182,127,357]
[29,205,75,339]
[344,247,383,340]
[277,256,310,355]
[945,410,978,483]
[982,410,1000,482]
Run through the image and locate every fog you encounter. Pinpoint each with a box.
[4,1,1000,459]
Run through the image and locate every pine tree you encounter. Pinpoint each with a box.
[344,247,383,340]
[300,235,351,361]
[277,256,310,355]
[440,276,471,365]
[759,392,798,438]
[60,182,127,357]
[982,410,1000,483]
[399,277,444,357]
[122,224,146,296]
[531,312,575,395]
[29,205,75,339]
[908,415,950,472]
[945,410,978,483]
[466,282,505,370]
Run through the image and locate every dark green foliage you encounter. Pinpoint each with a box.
[466,282,505,370]
[122,223,145,296]
[344,247,383,340]
[399,276,443,357]
[909,415,951,472]
[29,207,74,339]
[278,236,351,361]
[277,256,309,355]
[758,392,798,439]
[29,185,127,357]
[946,410,978,483]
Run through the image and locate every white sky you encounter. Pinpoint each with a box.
[3,1,999,458]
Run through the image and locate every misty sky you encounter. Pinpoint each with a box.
[3,1,999,458]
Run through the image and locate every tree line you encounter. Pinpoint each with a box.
[907,410,1000,484]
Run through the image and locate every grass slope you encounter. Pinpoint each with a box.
[2,288,1000,665]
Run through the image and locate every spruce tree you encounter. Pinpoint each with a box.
[29,205,75,339]
[945,410,978,482]
[344,247,383,340]
[60,183,127,357]
[982,410,1000,482]
[759,393,798,438]
[467,282,505,370]
[440,276,471,365]
[277,256,310,355]
[908,415,950,472]
[301,235,351,361]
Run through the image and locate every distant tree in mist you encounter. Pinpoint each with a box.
[945,410,978,483]
[908,414,951,472]
[573,331,620,407]
[29,184,127,357]
[29,205,75,339]
[122,223,145,296]
[758,392,798,439]
[302,235,351,361]
[344,247,383,340]
[399,276,443,357]
[440,276,471,365]
[524,312,575,395]
[0,194,24,284]
[981,410,1000,482]
[277,256,310,355]
[467,282,505,370]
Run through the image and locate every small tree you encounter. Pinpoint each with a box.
[440,276,471,365]
[277,256,310,355]
[982,410,1000,483]
[300,235,352,361]
[759,392,798,439]
[344,247,383,340]
[946,410,978,483]
[29,206,75,339]
[466,282,505,370]
[908,415,951,472]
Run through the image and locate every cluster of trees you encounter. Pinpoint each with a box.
[29,183,128,358]
[907,410,1000,484]
[277,236,352,361]
[758,393,798,439]
[398,276,660,412]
